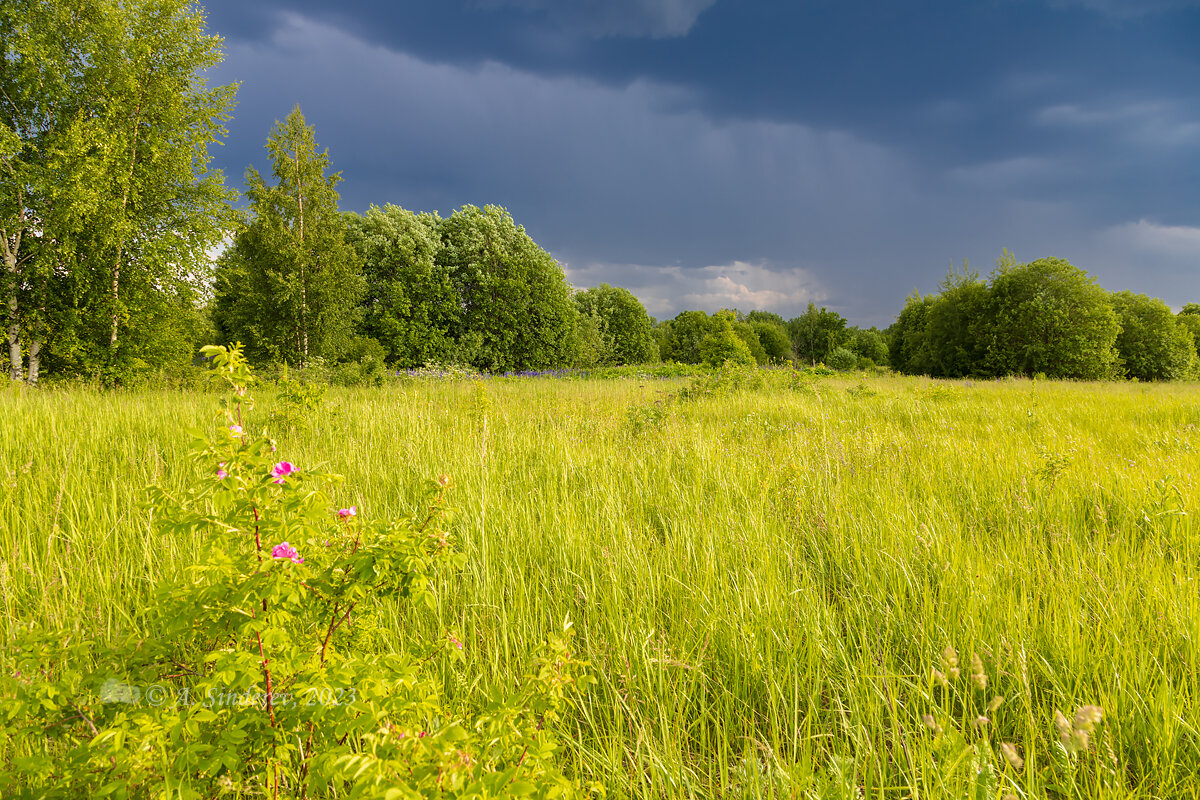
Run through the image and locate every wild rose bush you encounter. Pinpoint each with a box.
[1,345,593,798]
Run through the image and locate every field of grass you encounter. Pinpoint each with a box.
[2,370,1198,797]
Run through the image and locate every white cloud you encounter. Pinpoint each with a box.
[563,259,826,318]
[1104,219,1200,260]
[1048,0,1200,17]
[1035,100,1200,148]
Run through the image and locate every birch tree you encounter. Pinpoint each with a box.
[214,107,362,365]
[0,0,235,383]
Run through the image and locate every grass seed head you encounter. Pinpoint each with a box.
[940,645,961,680]
[1074,705,1103,732]
[970,652,987,690]
[1000,742,1024,771]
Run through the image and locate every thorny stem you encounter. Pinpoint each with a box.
[320,601,358,666]
[254,613,277,728]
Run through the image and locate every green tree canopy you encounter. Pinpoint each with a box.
[744,310,787,329]
[214,107,363,365]
[985,257,1119,379]
[788,302,848,365]
[344,205,452,368]
[572,283,657,365]
[1,0,235,383]
[887,293,935,375]
[731,318,768,365]
[1177,309,1200,360]
[1111,291,1197,381]
[699,310,754,367]
[658,310,711,364]
[438,204,577,371]
[847,327,889,366]
[923,266,990,377]
[750,320,792,363]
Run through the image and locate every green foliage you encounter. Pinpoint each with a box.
[887,293,936,375]
[1111,291,1197,381]
[657,310,711,364]
[845,326,889,367]
[749,320,792,364]
[438,205,578,372]
[985,257,1119,379]
[572,284,657,365]
[267,363,327,432]
[344,205,454,368]
[214,107,364,366]
[825,346,857,371]
[731,319,768,365]
[787,302,848,365]
[570,312,607,368]
[744,310,787,329]
[0,345,592,797]
[923,265,989,377]
[1177,312,1200,370]
[676,358,765,400]
[698,311,754,367]
[1,0,236,384]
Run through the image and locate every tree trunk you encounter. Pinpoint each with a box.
[27,332,40,386]
[3,233,23,382]
[109,257,121,347]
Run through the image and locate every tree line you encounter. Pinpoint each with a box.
[889,256,1200,380]
[4,2,1196,384]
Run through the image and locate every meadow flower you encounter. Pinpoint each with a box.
[436,473,452,488]
[337,506,357,518]
[271,461,295,484]
[216,463,228,480]
[447,632,463,651]
[271,541,304,564]
[229,424,242,436]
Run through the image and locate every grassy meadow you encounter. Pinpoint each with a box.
[2,370,1198,798]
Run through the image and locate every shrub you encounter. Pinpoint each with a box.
[826,347,857,371]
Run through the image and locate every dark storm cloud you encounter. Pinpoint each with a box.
[200,1,1200,324]
[475,0,718,37]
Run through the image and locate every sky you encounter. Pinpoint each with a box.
[199,0,1200,327]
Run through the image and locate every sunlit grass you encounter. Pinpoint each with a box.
[2,372,1198,797]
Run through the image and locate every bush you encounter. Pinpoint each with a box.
[826,347,857,371]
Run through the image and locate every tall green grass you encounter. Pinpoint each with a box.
[2,373,1198,797]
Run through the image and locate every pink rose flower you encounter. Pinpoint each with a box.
[271,461,295,484]
[271,541,304,564]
